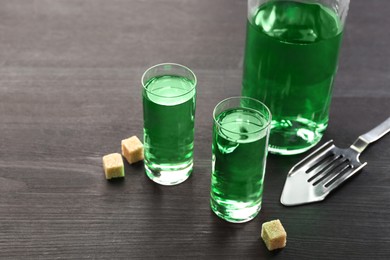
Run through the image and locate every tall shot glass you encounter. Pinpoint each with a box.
[210,97,271,223]
[142,63,197,186]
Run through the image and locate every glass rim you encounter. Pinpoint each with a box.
[213,96,272,135]
[141,63,197,99]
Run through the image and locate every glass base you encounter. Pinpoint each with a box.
[145,160,193,186]
[210,197,262,223]
[268,118,326,155]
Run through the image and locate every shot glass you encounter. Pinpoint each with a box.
[142,63,197,186]
[210,97,271,223]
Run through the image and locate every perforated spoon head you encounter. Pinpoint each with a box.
[280,140,367,206]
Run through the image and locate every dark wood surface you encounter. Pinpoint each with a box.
[1,0,389,259]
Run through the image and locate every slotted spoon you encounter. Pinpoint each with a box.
[281,117,390,206]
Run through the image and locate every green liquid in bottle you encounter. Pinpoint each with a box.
[143,75,196,185]
[211,108,268,223]
[242,1,343,155]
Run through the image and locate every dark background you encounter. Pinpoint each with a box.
[0,0,389,259]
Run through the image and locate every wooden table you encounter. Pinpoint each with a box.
[1,0,389,259]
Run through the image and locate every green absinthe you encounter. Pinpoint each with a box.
[242,1,343,155]
[211,108,268,223]
[143,75,196,185]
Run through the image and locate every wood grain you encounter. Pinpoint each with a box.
[0,0,389,259]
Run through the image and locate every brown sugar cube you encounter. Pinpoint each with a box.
[261,219,287,251]
[102,153,125,180]
[121,136,144,164]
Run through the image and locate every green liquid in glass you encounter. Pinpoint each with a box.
[211,108,268,223]
[242,1,343,155]
[143,75,196,185]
